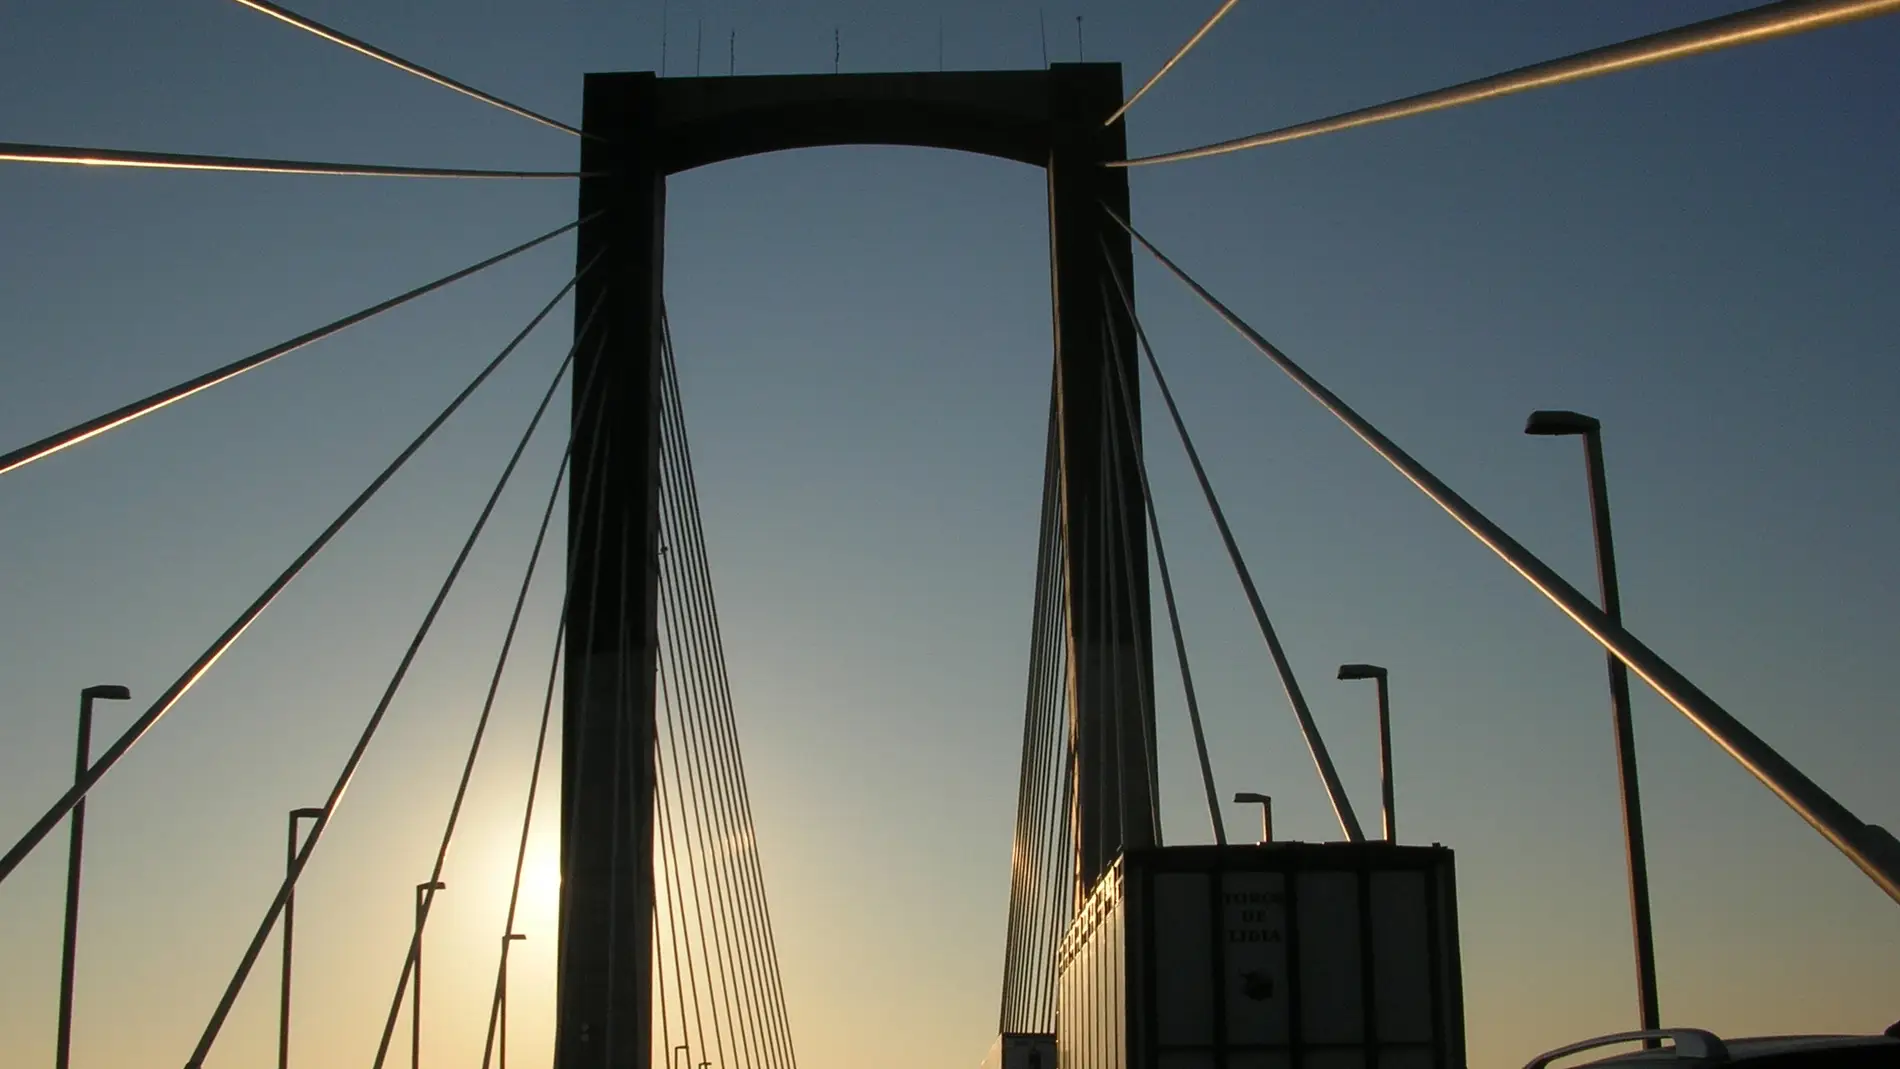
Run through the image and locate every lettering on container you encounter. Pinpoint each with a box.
[1222,872,1289,1043]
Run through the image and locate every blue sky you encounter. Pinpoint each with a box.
[1,2,1898,1068]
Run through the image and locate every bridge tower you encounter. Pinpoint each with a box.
[562,65,1152,1069]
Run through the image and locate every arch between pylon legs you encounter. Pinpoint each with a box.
[562,64,1149,1069]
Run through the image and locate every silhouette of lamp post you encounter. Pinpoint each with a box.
[1525,408,1660,1045]
[56,683,131,1069]
[1234,792,1273,844]
[413,880,446,1069]
[1337,664,1396,842]
[500,932,526,1069]
[280,806,325,1069]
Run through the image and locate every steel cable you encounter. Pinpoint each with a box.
[0,216,586,479]
[1103,205,1900,901]
[657,366,771,1069]
[363,300,608,1069]
[0,249,595,890]
[186,268,595,1068]
[1000,399,1063,1030]
[1097,229,1367,843]
[1105,0,1241,127]
[657,535,750,1069]
[657,601,729,1069]
[1015,401,1074,1029]
[226,0,586,137]
[658,658,713,1069]
[654,432,756,1069]
[657,321,799,1067]
[1115,0,1900,167]
[663,429,793,1069]
[1096,342,1163,846]
[1,140,585,178]
[479,347,617,1069]
[1099,286,1226,845]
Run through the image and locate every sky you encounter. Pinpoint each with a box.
[1,1,1898,1068]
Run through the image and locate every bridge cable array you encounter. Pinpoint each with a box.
[1101,202,1900,903]
[0,215,586,479]
[225,0,586,138]
[1114,0,1900,168]
[1098,289,1226,848]
[0,250,598,892]
[185,267,605,1069]
[472,313,620,1069]
[366,318,613,1069]
[1100,242,1367,844]
[651,310,801,1069]
[998,399,1076,1034]
[1093,353,1163,856]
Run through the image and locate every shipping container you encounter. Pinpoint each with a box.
[1056,843,1465,1069]
[983,1032,1059,1069]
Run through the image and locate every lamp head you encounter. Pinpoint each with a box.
[81,684,131,701]
[505,932,528,941]
[1233,791,1269,805]
[291,806,326,819]
[418,880,447,891]
[1524,409,1600,436]
[1337,663,1386,681]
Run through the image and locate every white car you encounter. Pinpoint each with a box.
[1524,1025,1900,1068]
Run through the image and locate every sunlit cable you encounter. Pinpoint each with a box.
[1103,202,1900,904]
[227,0,585,137]
[1099,292,1226,845]
[480,353,616,1069]
[0,252,594,892]
[187,263,599,1069]
[0,217,585,480]
[1104,0,1240,127]
[1098,232,1366,844]
[1097,344,1164,847]
[368,296,608,1069]
[1,140,583,178]
[1115,0,1900,166]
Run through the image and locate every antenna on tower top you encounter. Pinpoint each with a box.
[834,27,840,74]
[1038,9,1048,68]
[659,0,669,75]
[1075,15,1084,62]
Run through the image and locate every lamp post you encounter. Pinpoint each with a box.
[500,932,526,1069]
[413,880,447,1069]
[1233,792,1273,844]
[1526,408,1660,1044]
[1337,664,1396,842]
[280,806,324,1069]
[56,683,131,1069]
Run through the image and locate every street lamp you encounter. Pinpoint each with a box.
[1526,408,1660,1044]
[57,683,130,1069]
[1233,792,1273,844]
[413,880,447,1069]
[500,932,527,1069]
[280,806,324,1069]
[1337,664,1396,843]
